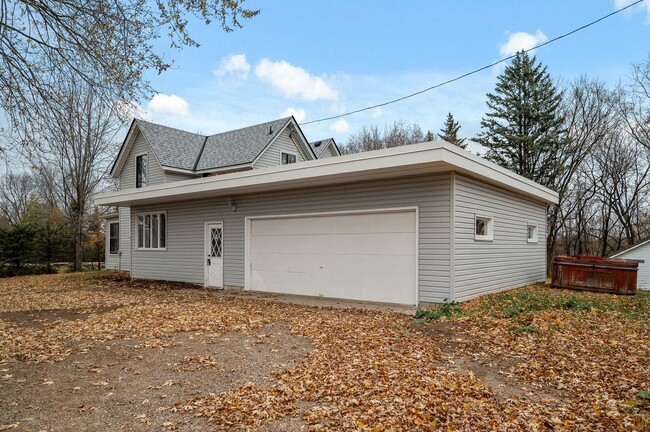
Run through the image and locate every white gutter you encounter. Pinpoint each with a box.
[95,141,559,207]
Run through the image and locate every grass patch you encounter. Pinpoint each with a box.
[468,285,650,321]
[414,301,462,321]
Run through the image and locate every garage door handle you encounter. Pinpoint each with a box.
[207,258,211,265]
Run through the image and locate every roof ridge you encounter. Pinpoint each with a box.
[207,117,291,138]
[136,118,207,138]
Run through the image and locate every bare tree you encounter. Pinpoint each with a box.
[17,80,123,271]
[0,0,259,130]
[343,121,425,154]
[0,171,35,226]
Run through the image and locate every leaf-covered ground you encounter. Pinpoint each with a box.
[0,273,648,431]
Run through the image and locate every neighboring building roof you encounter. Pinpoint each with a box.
[611,238,650,258]
[96,140,560,208]
[309,138,340,158]
[111,116,311,176]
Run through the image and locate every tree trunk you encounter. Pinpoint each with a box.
[74,211,84,272]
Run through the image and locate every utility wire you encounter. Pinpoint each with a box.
[301,0,646,125]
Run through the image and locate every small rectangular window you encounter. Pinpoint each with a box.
[136,154,148,188]
[475,215,493,241]
[281,152,297,165]
[136,212,166,250]
[527,224,538,243]
[109,222,119,254]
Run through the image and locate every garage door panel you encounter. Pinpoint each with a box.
[250,232,416,255]
[252,212,416,236]
[251,252,415,278]
[249,210,416,305]
[251,270,414,304]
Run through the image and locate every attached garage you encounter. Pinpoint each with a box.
[246,209,417,304]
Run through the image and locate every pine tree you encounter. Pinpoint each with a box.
[438,113,466,148]
[424,130,434,141]
[476,51,566,188]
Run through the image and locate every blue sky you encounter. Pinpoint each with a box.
[137,0,650,150]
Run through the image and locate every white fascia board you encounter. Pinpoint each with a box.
[611,239,650,258]
[110,121,139,178]
[95,141,559,207]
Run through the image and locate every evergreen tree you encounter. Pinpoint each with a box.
[438,113,466,148]
[476,51,566,188]
[424,130,435,141]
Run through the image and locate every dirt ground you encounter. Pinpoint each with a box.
[0,273,649,431]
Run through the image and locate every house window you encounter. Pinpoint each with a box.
[136,154,147,188]
[137,212,166,249]
[281,152,297,165]
[109,222,119,254]
[527,224,538,243]
[475,215,493,241]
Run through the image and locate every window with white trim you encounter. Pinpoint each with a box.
[527,224,538,243]
[474,215,493,241]
[281,152,297,165]
[136,154,147,188]
[109,222,119,254]
[137,212,166,249]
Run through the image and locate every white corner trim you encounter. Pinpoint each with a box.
[449,171,456,302]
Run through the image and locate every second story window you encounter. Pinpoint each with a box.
[136,154,147,188]
[281,152,297,165]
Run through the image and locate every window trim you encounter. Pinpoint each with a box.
[474,214,493,241]
[136,152,148,188]
[280,151,298,165]
[136,211,167,251]
[108,221,120,255]
[527,223,539,243]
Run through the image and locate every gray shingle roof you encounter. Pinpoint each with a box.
[134,117,293,172]
[196,117,291,171]
[309,138,337,158]
[135,120,206,170]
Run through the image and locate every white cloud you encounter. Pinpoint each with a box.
[499,30,548,57]
[281,107,306,123]
[615,0,650,22]
[147,94,189,116]
[329,119,350,134]
[255,59,338,101]
[371,108,383,119]
[214,54,251,78]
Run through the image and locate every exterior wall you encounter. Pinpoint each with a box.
[320,143,339,158]
[105,218,120,270]
[165,172,199,183]
[118,207,132,271]
[130,174,451,303]
[453,173,547,301]
[253,129,309,169]
[119,131,165,190]
[614,243,650,290]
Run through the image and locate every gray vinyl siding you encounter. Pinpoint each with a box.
[453,174,547,302]
[118,207,131,271]
[118,131,165,190]
[130,174,451,303]
[320,144,338,158]
[614,244,650,290]
[165,172,199,182]
[105,218,120,270]
[253,129,308,169]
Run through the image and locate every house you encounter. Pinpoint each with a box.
[97,116,558,305]
[611,239,650,290]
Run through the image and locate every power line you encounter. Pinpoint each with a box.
[301,0,646,126]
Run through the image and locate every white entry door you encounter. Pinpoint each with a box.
[248,210,417,304]
[204,222,224,288]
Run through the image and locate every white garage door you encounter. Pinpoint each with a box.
[248,210,417,305]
